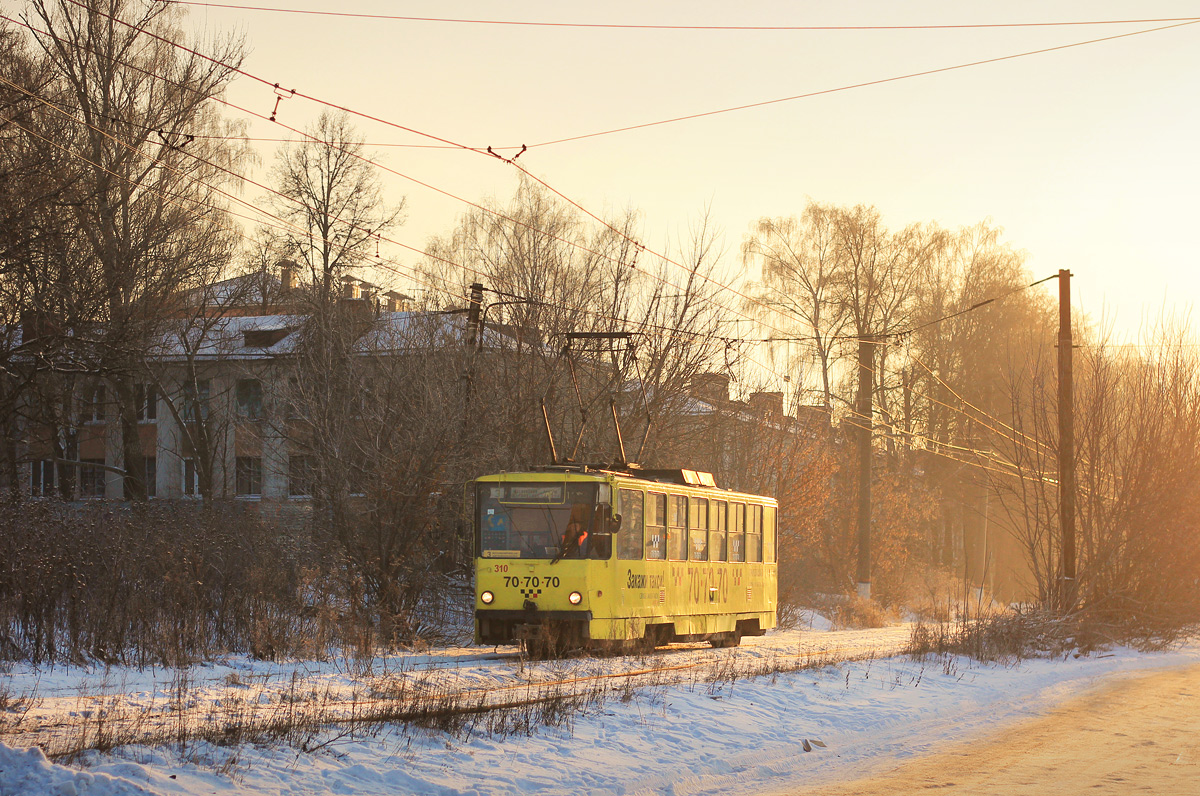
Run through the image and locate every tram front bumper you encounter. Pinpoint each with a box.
[475,609,593,645]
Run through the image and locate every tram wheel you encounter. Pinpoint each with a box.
[710,630,742,648]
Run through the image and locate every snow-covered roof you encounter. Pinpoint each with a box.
[145,309,528,362]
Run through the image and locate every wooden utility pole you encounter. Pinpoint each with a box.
[856,335,876,600]
[465,282,484,348]
[1057,269,1077,611]
[462,282,485,420]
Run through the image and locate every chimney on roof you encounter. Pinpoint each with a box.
[690,372,730,405]
[749,391,784,417]
[278,260,298,291]
[797,404,833,429]
[20,310,59,349]
[359,281,378,309]
[383,290,411,312]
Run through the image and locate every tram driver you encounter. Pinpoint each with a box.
[555,503,616,561]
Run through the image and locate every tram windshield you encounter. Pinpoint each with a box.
[477,481,604,560]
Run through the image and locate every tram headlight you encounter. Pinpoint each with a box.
[481,590,494,605]
[568,591,583,605]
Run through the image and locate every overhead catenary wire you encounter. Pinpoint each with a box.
[10,102,1072,495]
[18,3,1181,363]
[834,412,1054,486]
[5,10,819,353]
[891,274,1059,340]
[711,333,1065,488]
[4,90,734,368]
[9,0,1134,478]
[843,404,1030,473]
[907,351,1054,456]
[20,2,1192,371]
[33,2,1198,319]
[902,378,1051,463]
[158,3,1200,33]
[12,88,1068,467]
[519,20,1200,149]
[3,79,749,366]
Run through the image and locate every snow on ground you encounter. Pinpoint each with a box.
[3,623,1198,796]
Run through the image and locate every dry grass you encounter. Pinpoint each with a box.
[828,596,893,629]
[907,607,1082,663]
[2,637,900,763]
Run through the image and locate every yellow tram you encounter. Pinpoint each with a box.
[473,465,777,654]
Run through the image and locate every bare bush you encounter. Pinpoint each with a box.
[0,499,338,665]
[908,607,1085,663]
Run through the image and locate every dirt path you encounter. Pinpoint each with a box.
[789,663,1200,796]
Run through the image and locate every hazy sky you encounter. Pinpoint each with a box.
[180,0,1200,346]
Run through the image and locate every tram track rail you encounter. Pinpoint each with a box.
[0,628,913,757]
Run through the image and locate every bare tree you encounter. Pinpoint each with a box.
[743,204,849,411]
[423,183,728,469]
[26,0,247,499]
[266,111,403,302]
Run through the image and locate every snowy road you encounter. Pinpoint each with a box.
[789,661,1200,795]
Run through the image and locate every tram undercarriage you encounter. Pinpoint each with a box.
[476,608,764,657]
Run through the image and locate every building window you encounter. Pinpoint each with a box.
[182,458,198,496]
[236,456,262,497]
[83,384,105,424]
[144,456,157,498]
[183,378,210,422]
[30,460,55,497]
[286,377,303,420]
[347,460,368,496]
[135,383,158,421]
[79,459,106,499]
[288,454,315,497]
[236,379,263,420]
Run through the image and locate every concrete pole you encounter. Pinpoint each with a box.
[1058,269,1077,612]
[856,335,875,600]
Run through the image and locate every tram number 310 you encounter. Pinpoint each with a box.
[503,576,561,589]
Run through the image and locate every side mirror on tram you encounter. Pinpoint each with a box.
[610,513,622,533]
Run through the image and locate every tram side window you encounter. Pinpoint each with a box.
[668,494,688,561]
[729,502,745,562]
[618,488,644,560]
[764,505,776,563]
[646,493,667,560]
[747,504,764,563]
[688,497,709,561]
[711,500,727,562]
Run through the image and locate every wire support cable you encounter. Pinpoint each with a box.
[22,3,1178,358]
[520,20,1200,148]
[157,3,1200,33]
[2,82,747,360]
[6,95,1101,498]
[6,9,814,350]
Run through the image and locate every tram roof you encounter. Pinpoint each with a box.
[476,466,776,503]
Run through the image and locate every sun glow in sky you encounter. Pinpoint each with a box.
[182,0,1200,350]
